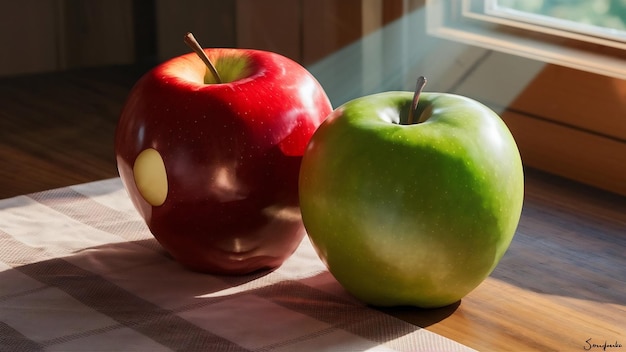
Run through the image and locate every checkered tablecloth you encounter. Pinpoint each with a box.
[0,178,473,351]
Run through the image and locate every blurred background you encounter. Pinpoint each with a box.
[0,0,624,198]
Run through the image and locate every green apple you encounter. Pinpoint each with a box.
[298,78,524,308]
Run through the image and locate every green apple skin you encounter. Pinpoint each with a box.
[299,91,524,308]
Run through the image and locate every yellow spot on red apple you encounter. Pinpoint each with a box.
[133,148,168,206]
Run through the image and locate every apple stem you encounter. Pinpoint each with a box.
[406,76,427,125]
[184,32,223,84]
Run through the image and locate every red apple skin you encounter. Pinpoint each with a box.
[115,48,332,274]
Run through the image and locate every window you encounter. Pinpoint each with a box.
[489,0,626,38]
[426,0,626,79]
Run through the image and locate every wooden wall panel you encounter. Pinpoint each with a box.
[502,110,626,196]
[155,0,236,61]
[507,65,626,141]
[235,0,301,62]
[0,1,61,76]
[60,0,135,68]
[0,0,136,76]
[301,0,364,65]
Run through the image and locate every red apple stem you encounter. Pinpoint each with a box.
[184,32,223,84]
[406,76,427,125]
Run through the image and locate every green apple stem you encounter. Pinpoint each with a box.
[184,32,223,84]
[406,76,427,125]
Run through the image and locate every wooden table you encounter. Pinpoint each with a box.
[1,65,624,351]
[385,172,626,351]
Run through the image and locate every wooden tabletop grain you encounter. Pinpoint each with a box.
[1,65,624,351]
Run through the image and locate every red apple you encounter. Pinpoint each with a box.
[115,39,332,274]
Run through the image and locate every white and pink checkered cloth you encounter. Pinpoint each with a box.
[0,178,473,351]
